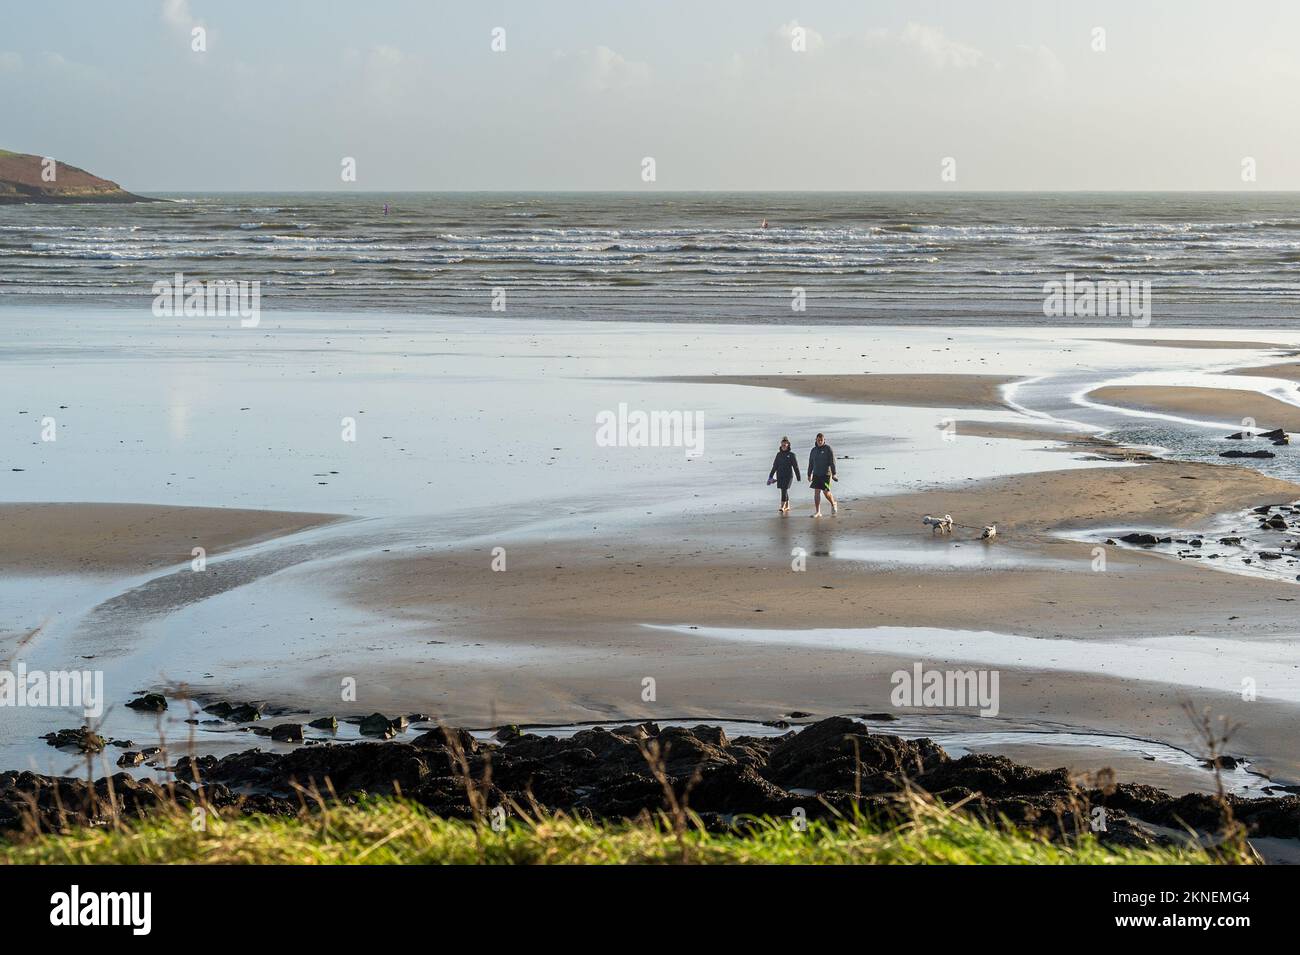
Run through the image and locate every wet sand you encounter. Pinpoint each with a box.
[323,395,1300,780]
[1084,338,1297,351]
[1088,384,1300,431]
[950,420,1109,445]
[665,373,1016,410]
[1227,361,1300,383]
[9,349,1300,789]
[0,503,343,575]
[347,460,1300,643]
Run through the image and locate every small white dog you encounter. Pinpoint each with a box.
[981,524,998,540]
[923,514,954,535]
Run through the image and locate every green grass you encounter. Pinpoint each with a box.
[0,797,1230,865]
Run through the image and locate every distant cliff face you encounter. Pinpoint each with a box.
[0,150,157,204]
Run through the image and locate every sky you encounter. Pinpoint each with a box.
[1,0,1297,191]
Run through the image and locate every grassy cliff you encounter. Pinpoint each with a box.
[0,149,155,203]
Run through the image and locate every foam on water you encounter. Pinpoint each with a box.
[5,192,1300,322]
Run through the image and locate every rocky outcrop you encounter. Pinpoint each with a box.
[5,718,1298,850]
[0,150,158,204]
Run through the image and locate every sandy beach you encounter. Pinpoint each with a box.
[0,503,342,575]
[1227,361,1300,383]
[5,311,1300,795]
[1089,384,1300,431]
[1084,338,1298,351]
[665,373,1016,410]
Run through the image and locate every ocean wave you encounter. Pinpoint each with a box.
[9,193,1300,318]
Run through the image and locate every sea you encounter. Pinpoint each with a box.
[2,191,1298,324]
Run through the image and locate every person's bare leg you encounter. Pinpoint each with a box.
[826,490,837,515]
[812,488,822,517]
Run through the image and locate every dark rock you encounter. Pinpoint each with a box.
[6,717,1299,852]
[359,713,399,739]
[1219,537,1243,546]
[270,723,305,743]
[307,716,339,731]
[117,751,146,768]
[1221,450,1275,459]
[1259,429,1286,440]
[125,693,167,713]
[226,704,262,723]
[41,727,105,753]
[1203,755,1240,770]
[764,716,947,792]
[688,764,796,815]
[1120,533,1159,545]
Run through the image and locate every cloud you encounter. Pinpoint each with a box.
[0,51,22,73]
[1015,44,1065,87]
[900,22,983,70]
[561,45,650,92]
[161,0,192,29]
[344,44,410,100]
[161,0,208,43]
[369,45,403,67]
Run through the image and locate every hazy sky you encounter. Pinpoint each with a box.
[2,1,1297,191]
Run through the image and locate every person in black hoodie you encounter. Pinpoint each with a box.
[767,436,801,514]
[807,432,838,517]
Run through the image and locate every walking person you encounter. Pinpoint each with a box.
[767,436,801,514]
[807,432,838,518]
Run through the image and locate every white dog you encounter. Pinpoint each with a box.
[923,514,954,535]
[981,524,998,540]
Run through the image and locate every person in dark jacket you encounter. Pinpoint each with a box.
[767,436,801,514]
[807,432,838,517]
